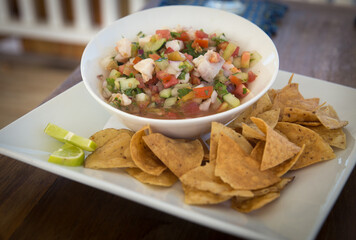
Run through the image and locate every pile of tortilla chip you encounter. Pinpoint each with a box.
[84,74,348,213]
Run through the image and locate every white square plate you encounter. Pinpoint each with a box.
[0,70,355,240]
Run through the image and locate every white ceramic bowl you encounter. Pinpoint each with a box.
[81,5,279,139]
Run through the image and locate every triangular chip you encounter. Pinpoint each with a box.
[252,177,294,197]
[242,123,265,140]
[142,133,203,177]
[180,162,253,197]
[256,108,280,128]
[89,128,134,148]
[315,105,348,129]
[251,117,301,171]
[210,122,253,163]
[231,192,280,213]
[281,107,319,123]
[130,126,166,176]
[85,132,136,169]
[215,134,280,190]
[275,122,336,170]
[308,125,347,149]
[182,185,231,205]
[125,168,178,187]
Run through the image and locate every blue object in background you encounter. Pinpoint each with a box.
[158,0,288,36]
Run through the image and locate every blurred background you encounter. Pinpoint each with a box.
[0,0,355,129]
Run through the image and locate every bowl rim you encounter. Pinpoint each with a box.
[81,5,279,124]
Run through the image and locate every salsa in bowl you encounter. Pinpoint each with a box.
[81,6,279,138]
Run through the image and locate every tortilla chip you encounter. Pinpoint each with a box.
[281,107,319,122]
[125,168,178,187]
[308,125,347,149]
[256,108,280,128]
[315,105,348,129]
[242,123,265,140]
[270,144,305,177]
[215,134,280,190]
[231,192,280,213]
[275,122,336,170]
[143,133,203,177]
[182,185,231,205]
[295,121,322,127]
[89,128,134,148]
[251,117,301,171]
[130,126,166,176]
[180,162,253,197]
[252,177,294,197]
[85,132,136,169]
[210,122,253,163]
[250,141,265,164]
[228,93,272,129]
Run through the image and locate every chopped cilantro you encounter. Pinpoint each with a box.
[124,87,143,97]
[177,88,192,98]
[178,71,186,80]
[170,32,181,38]
[214,80,229,97]
[243,87,247,94]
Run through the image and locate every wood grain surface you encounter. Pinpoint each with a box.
[1,1,356,240]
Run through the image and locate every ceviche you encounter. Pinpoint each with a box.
[99,26,261,119]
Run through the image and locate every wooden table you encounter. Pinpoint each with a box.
[1,1,355,239]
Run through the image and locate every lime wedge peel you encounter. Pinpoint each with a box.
[48,143,85,166]
[44,123,97,152]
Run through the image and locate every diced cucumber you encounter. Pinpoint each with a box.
[233,72,248,83]
[171,83,192,97]
[163,97,177,108]
[215,70,228,83]
[232,57,241,68]
[159,88,172,98]
[144,38,166,52]
[155,58,169,70]
[211,97,222,110]
[179,61,194,72]
[223,93,240,108]
[222,42,238,60]
[119,77,140,91]
[249,50,262,67]
[109,69,121,79]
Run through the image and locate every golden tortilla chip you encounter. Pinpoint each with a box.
[252,177,294,197]
[281,107,319,123]
[182,185,231,205]
[125,168,178,187]
[130,126,166,176]
[315,105,348,129]
[256,108,280,128]
[85,132,136,169]
[89,128,134,148]
[180,162,253,197]
[228,93,272,129]
[231,192,280,213]
[308,125,347,149]
[210,122,253,163]
[215,134,280,190]
[143,133,203,177]
[275,122,336,170]
[251,117,301,171]
[295,121,322,127]
[242,123,265,140]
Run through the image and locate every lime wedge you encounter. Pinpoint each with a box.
[48,143,85,166]
[44,123,97,152]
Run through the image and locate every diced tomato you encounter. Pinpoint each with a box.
[229,75,242,86]
[156,71,178,88]
[132,56,142,64]
[138,100,150,109]
[195,30,209,39]
[118,65,125,74]
[136,75,145,88]
[119,63,137,76]
[156,29,171,39]
[184,53,193,62]
[176,31,190,41]
[162,75,178,88]
[218,41,229,50]
[248,71,257,82]
[149,53,161,61]
[193,86,214,99]
[234,83,250,98]
[192,38,209,48]
[232,46,240,57]
[165,47,175,54]
[182,101,200,115]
